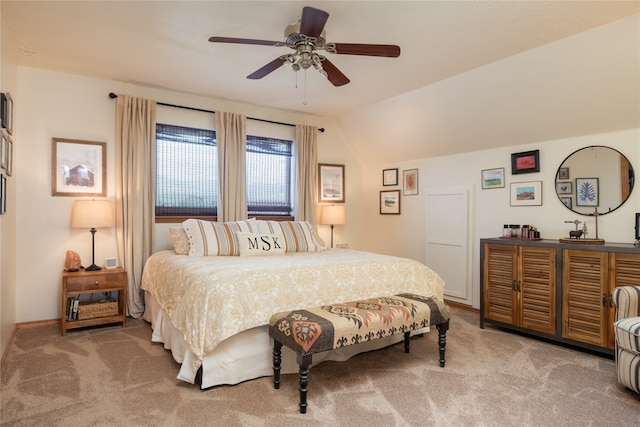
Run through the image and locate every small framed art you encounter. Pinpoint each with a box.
[0,93,13,135]
[560,197,572,209]
[576,177,598,207]
[383,168,398,186]
[510,181,542,206]
[318,163,345,203]
[1,174,6,214]
[481,167,505,189]
[380,190,401,214]
[555,182,572,195]
[511,150,540,174]
[403,169,418,195]
[52,138,107,197]
[558,167,569,180]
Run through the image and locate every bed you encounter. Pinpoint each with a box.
[141,219,446,389]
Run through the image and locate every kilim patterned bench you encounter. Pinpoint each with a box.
[268,293,451,413]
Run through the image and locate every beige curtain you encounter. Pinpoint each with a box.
[115,95,157,318]
[295,125,318,222]
[215,111,247,222]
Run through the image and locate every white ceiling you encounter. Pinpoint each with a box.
[3,1,640,162]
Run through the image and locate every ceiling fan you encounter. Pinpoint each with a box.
[208,6,400,87]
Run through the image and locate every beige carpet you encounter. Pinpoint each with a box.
[1,308,639,426]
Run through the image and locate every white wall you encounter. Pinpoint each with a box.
[13,67,363,323]
[361,129,639,308]
[1,3,18,359]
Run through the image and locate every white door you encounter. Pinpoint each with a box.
[424,188,473,305]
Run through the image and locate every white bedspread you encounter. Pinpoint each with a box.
[141,249,445,372]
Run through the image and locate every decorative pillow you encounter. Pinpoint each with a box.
[169,227,190,255]
[255,220,325,252]
[236,232,286,256]
[182,219,259,256]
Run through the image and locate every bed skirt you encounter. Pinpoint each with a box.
[143,293,427,389]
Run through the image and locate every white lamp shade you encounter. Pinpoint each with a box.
[320,205,346,225]
[71,200,115,229]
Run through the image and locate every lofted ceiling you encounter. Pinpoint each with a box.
[3,1,640,163]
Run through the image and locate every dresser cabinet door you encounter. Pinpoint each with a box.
[607,252,640,348]
[483,244,518,325]
[519,247,556,334]
[562,250,608,346]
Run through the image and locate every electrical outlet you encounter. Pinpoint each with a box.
[336,243,349,249]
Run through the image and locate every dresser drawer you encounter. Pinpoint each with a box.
[65,271,125,292]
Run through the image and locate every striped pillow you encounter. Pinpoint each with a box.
[256,220,325,252]
[182,219,259,256]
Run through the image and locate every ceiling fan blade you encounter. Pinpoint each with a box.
[209,36,285,47]
[320,58,350,87]
[247,57,287,80]
[326,43,401,58]
[299,6,329,38]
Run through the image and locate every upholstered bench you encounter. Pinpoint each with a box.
[268,293,451,413]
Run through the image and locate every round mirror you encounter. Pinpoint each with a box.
[555,145,634,216]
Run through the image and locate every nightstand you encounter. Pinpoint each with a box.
[61,267,127,336]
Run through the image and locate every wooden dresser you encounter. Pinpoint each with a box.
[480,238,640,355]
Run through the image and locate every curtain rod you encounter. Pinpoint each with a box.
[108,93,324,133]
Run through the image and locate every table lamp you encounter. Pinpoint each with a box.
[320,205,346,248]
[71,200,115,271]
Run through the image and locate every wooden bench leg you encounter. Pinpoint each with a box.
[273,341,282,389]
[297,353,313,414]
[404,331,410,353]
[436,320,450,367]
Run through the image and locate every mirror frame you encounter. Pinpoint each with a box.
[555,145,634,216]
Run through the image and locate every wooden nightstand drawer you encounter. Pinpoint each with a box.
[65,271,125,292]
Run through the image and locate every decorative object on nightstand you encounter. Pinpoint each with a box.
[71,199,114,271]
[320,204,345,248]
[64,250,82,271]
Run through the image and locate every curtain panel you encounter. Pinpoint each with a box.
[215,111,247,222]
[295,125,319,223]
[115,95,157,318]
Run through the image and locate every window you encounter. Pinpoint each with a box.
[246,136,292,216]
[155,124,293,220]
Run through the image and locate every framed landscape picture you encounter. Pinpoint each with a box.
[481,167,505,189]
[380,190,401,214]
[318,163,345,203]
[510,181,542,206]
[51,138,106,197]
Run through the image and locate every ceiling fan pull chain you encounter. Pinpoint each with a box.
[303,70,308,105]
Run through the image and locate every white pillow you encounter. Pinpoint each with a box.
[255,220,325,252]
[236,232,286,256]
[169,227,190,255]
[182,219,259,256]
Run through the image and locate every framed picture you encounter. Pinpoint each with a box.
[383,168,398,186]
[560,197,572,209]
[1,174,6,214]
[0,131,7,170]
[511,149,540,174]
[52,138,106,197]
[555,181,572,195]
[0,93,13,135]
[576,177,599,207]
[4,134,12,177]
[380,190,401,214]
[558,167,569,180]
[510,181,542,206]
[635,212,639,241]
[403,169,419,195]
[318,163,345,203]
[481,167,505,189]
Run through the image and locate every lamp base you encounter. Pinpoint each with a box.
[85,264,102,271]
